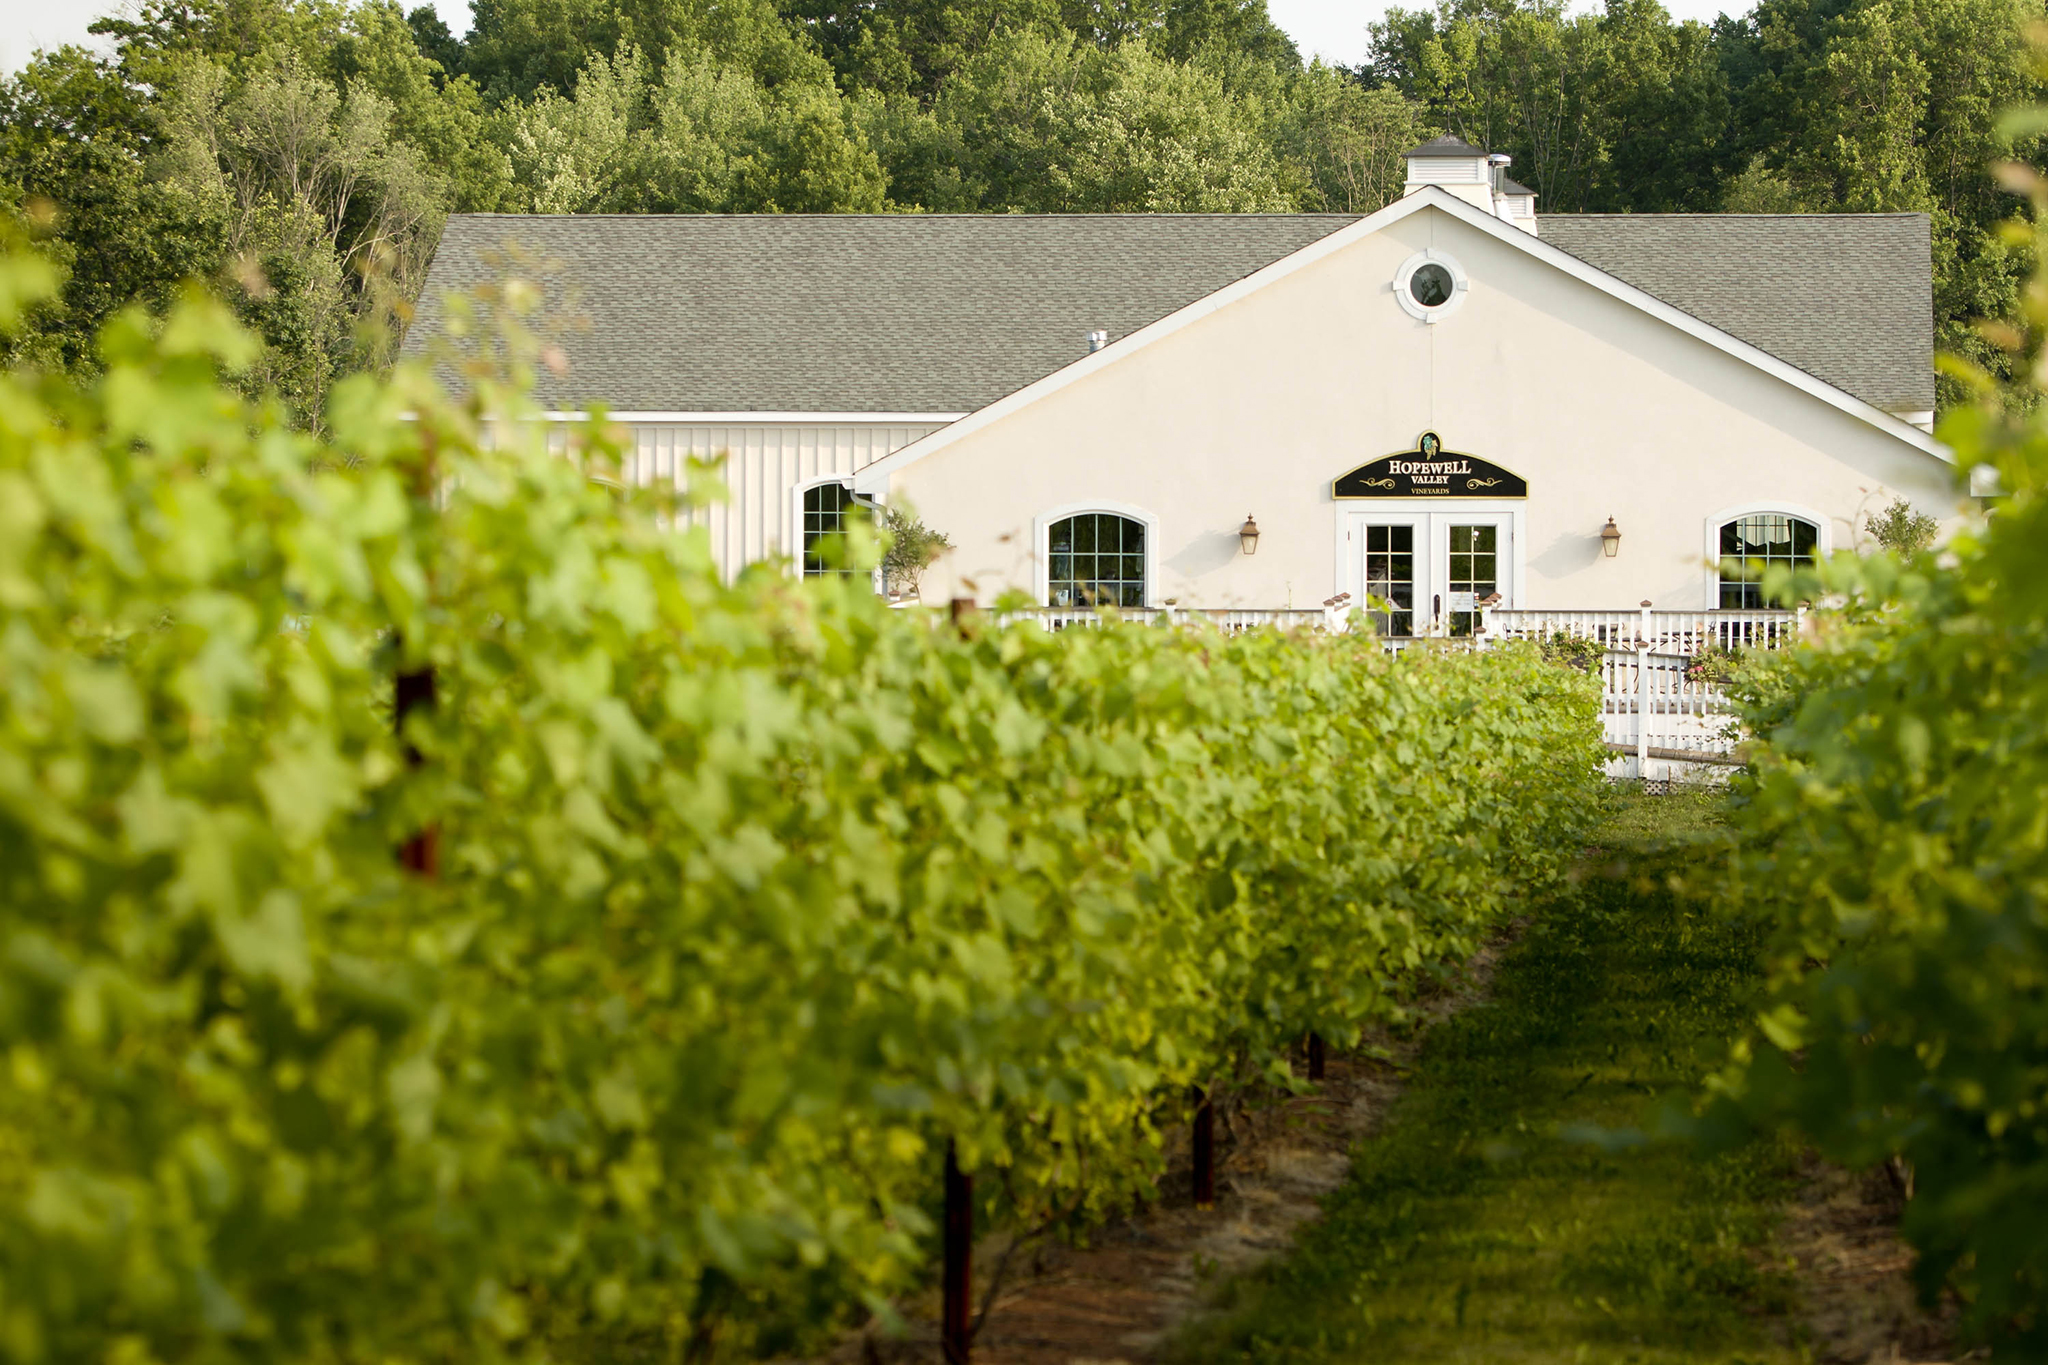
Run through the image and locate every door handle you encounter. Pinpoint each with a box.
[1433,593,1442,626]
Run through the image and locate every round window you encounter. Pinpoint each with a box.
[1409,263,1455,308]
[1393,251,1468,322]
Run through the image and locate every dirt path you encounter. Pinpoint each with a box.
[824,940,1509,1365]
[1779,1159,1967,1364]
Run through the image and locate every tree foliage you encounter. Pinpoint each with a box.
[5,0,2045,414]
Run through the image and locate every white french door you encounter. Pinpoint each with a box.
[1350,511,1514,638]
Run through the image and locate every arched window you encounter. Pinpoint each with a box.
[1048,513,1146,608]
[1717,513,1817,607]
[802,481,861,578]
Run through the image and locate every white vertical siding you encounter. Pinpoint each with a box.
[618,423,947,580]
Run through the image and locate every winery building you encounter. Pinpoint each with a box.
[409,136,1963,634]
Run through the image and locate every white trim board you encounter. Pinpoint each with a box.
[852,186,1948,496]
[544,411,967,424]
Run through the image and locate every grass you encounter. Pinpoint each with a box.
[1171,785,1809,1365]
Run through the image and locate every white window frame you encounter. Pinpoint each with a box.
[1393,249,1470,324]
[791,474,883,589]
[1033,501,1160,610]
[1703,501,1831,609]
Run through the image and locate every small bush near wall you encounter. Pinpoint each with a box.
[878,504,952,599]
[0,240,1610,1362]
[1538,629,1607,673]
[1864,497,1940,556]
[1684,643,1742,685]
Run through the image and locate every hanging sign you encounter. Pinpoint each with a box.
[1333,432,1527,499]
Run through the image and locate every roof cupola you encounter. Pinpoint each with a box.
[1402,136,1538,234]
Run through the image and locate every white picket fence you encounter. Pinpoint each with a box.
[1595,649,1743,779]
[1004,606,1333,633]
[999,603,1802,651]
[998,601,1789,780]
[1481,606,1801,655]
[1482,605,1798,779]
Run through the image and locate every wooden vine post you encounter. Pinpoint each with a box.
[941,594,977,1364]
[1192,1090,1215,1209]
[942,1142,973,1363]
[395,664,438,876]
[1307,1032,1327,1082]
[397,434,440,879]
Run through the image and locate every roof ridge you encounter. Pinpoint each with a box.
[443,211,1371,221]
[1544,211,1930,220]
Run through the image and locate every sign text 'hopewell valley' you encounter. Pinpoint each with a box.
[1332,432,1528,499]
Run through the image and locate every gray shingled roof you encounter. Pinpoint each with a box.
[406,214,1354,413]
[1542,213,1934,413]
[406,208,1934,416]
[1403,134,1488,158]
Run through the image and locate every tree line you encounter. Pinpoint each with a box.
[2,0,2042,419]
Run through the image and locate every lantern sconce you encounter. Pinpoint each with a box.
[1600,517,1621,558]
[1239,514,1261,556]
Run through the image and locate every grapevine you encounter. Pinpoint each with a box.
[0,241,1608,1362]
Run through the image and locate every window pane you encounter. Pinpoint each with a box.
[1717,514,1817,606]
[802,482,862,578]
[1048,514,1145,608]
[1364,521,1417,638]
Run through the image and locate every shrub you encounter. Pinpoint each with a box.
[1864,496,1940,556]
[1537,629,1606,674]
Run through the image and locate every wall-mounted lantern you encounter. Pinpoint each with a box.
[1601,517,1621,558]
[1239,515,1261,555]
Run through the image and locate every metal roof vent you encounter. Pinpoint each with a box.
[1087,329,1109,353]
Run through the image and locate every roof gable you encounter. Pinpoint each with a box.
[852,188,1946,490]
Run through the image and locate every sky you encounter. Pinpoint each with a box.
[1,0,1741,78]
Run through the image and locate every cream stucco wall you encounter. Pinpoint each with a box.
[875,204,1966,613]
